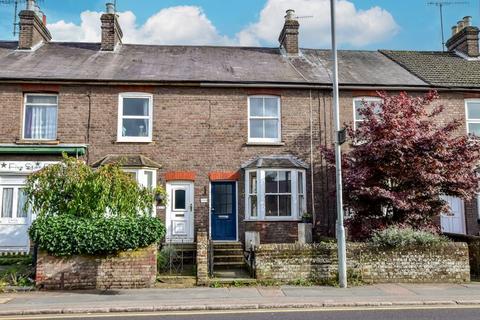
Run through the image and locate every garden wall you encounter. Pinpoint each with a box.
[36,245,157,290]
[445,233,480,280]
[255,242,470,284]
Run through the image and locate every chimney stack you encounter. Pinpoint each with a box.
[100,2,123,51]
[278,9,300,56]
[446,16,479,58]
[18,0,51,50]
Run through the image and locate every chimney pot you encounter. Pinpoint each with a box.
[451,25,458,36]
[285,9,295,21]
[106,2,115,14]
[26,0,35,11]
[463,16,472,27]
[457,20,465,30]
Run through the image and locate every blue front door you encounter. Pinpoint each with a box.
[211,182,237,241]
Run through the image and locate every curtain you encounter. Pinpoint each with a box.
[1,188,13,218]
[25,106,57,139]
[17,189,28,218]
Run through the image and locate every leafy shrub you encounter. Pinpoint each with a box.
[26,156,165,256]
[370,226,449,248]
[24,156,154,218]
[30,215,165,256]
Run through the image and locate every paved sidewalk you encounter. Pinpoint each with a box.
[1,283,480,316]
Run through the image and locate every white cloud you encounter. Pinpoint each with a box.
[237,0,399,47]
[48,6,230,45]
[48,11,102,42]
[47,1,398,48]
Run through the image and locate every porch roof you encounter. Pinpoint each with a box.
[241,155,309,170]
[91,154,162,168]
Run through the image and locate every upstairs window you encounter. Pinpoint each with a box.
[466,100,480,136]
[118,93,153,142]
[248,96,281,143]
[23,94,58,140]
[353,97,382,130]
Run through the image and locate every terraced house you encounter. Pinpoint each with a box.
[0,1,479,257]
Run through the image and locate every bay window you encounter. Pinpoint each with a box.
[248,96,281,143]
[0,186,31,221]
[118,93,153,142]
[23,94,58,140]
[245,169,306,220]
[123,168,157,189]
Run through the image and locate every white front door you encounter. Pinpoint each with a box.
[166,181,194,243]
[441,196,466,234]
[0,176,32,253]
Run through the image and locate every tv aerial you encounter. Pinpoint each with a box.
[427,1,469,51]
[0,0,45,36]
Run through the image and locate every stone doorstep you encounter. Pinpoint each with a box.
[0,299,479,316]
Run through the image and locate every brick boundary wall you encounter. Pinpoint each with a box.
[196,231,209,286]
[255,242,470,284]
[36,245,157,290]
[446,233,480,279]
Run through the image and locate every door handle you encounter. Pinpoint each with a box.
[190,204,193,212]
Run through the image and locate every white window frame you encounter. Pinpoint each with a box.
[117,93,153,142]
[247,95,281,144]
[0,178,31,224]
[245,168,306,221]
[465,99,480,136]
[123,168,157,216]
[22,93,58,141]
[353,97,382,131]
[123,168,157,189]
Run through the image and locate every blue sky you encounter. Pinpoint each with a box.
[0,0,479,50]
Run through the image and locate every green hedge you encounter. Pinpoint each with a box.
[370,226,448,248]
[29,215,165,256]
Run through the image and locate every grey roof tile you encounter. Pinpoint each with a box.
[91,154,162,168]
[0,41,426,86]
[241,155,309,169]
[381,50,480,88]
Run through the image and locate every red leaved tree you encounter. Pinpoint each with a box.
[324,91,480,239]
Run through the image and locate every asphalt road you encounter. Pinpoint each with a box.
[4,307,480,320]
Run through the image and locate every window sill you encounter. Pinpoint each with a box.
[115,140,154,145]
[244,218,301,222]
[245,142,285,147]
[16,140,60,145]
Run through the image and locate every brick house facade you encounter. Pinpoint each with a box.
[0,2,479,252]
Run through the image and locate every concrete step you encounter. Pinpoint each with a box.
[214,256,244,263]
[213,242,243,249]
[214,261,246,267]
[213,247,243,252]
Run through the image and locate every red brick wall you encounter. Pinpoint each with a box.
[1,84,478,241]
[35,245,157,290]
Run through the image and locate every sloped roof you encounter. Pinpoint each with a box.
[241,155,309,169]
[0,41,426,87]
[381,50,480,88]
[91,154,162,168]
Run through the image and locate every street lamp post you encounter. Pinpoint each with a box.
[329,0,347,288]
